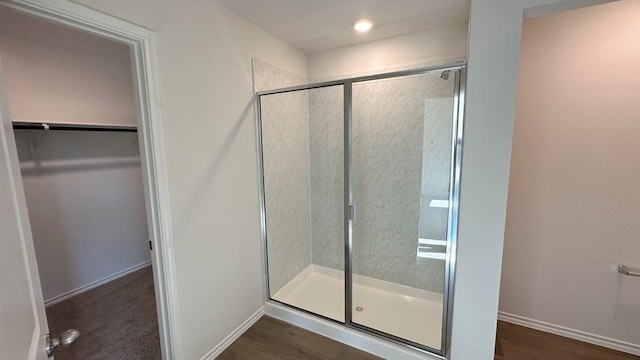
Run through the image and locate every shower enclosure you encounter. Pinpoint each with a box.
[255,63,465,357]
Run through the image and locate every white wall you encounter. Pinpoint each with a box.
[308,23,468,80]
[69,1,308,359]
[14,130,151,303]
[0,6,137,127]
[500,0,640,350]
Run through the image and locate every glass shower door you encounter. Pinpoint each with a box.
[260,84,345,322]
[349,70,458,351]
[257,64,465,356]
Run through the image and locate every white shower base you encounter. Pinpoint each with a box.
[272,265,443,349]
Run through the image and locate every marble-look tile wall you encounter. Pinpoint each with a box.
[309,70,455,293]
[419,97,454,242]
[253,59,310,294]
[308,86,344,271]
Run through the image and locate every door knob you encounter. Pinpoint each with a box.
[46,329,80,357]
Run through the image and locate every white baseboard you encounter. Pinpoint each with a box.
[265,302,439,360]
[200,307,265,360]
[45,260,152,307]
[498,311,640,356]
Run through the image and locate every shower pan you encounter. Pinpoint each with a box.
[255,63,465,357]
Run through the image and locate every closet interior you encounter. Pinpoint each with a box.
[0,5,161,359]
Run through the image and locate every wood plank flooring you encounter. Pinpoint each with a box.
[217,316,382,360]
[495,321,640,360]
[219,316,640,360]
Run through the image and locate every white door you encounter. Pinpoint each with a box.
[0,57,49,359]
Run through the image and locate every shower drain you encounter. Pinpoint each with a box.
[355,306,364,312]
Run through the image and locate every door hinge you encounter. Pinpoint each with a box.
[149,240,153,251]
[349,205,356,220]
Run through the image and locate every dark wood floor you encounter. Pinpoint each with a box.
[217,316,382,360]
[495,321,640,360]
[218,316,640,360]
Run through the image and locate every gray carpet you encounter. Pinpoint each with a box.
[46,266,161,359]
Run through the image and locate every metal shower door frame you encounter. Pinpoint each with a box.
[255,62,467,359]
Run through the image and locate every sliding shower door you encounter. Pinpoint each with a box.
[257,65,464,356]
[259,84,345,322]
[349,70,459,352]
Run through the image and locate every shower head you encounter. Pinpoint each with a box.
[440,71,450,80]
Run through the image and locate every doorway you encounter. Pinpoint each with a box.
[0,5,158,358]
[497,1,640,358]
[1,2,175,359]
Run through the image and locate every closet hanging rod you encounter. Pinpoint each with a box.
[618,264,640,278]
[12,122,137,133]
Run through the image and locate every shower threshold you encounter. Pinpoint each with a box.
[272,265,443,349]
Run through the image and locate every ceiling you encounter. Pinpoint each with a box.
[215,0,470,54]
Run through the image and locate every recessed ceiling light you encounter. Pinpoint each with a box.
[353,18,374,32]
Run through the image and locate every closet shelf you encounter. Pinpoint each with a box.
[12,121,137,133]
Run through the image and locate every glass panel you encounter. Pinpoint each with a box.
[261,84,345,322]
[350,71,456,350]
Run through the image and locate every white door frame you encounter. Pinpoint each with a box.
[0,0,181,358]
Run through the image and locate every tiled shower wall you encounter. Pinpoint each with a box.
[419,96,454,242]
[309,72,453,293]
[255,59,454,294]
[253,59,309,294]
[308,86,345,273]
